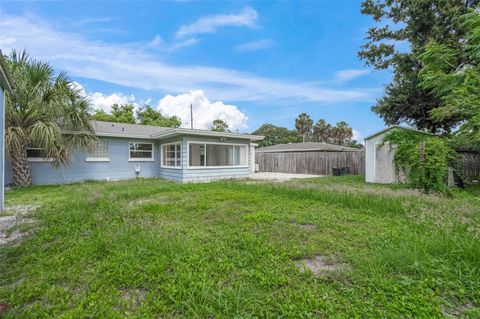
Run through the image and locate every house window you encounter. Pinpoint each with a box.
[129,142,154,161]
[26,148,53,162]
[86,139,109,162]
[162,143,182,168]
[188,143,247,168]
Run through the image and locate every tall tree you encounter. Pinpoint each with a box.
[295,113,313,142]
[359,0,478,133]
[252,124,301,147]
[211,119,230,132]
[419,7,480,143]
[313,119,332,143]
[91,103,136,124]
[331,121,353,146]
[137,106,181,128]
[4,50,95,187]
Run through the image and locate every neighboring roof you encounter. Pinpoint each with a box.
[151,127,264,141]
[256,142,360,153]
[363,125,433,141]
[91,120,169,138]
[0,51,13,92]
[90,121,264,141]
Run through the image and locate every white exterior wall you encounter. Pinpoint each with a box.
[365,132,399,184]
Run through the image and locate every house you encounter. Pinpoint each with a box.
[5,121,263,185]
[0,53,13,209]
[255,142,364,175]
[364,125,429,183]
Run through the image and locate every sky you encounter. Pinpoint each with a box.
[0,0,393,140]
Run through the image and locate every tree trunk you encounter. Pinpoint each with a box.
[11,149,32,187]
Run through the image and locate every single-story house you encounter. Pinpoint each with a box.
[364,125,429,183]
[255,142,365,175]
[0,52,13,209]
[5,121,263,185]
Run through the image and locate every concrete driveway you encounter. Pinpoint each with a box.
[250,172,323,181]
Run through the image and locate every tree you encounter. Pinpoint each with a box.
[331,121,353,146]
[295,113,313,142]
[348,140,364,149]
[359,0,479,133]
[313,119,332,143]
[137,106,181,128]
[419,7,480,143]
[4,50,95,187]
[252,124,301,147]
[91,103,136,124]
[211,119,230,132]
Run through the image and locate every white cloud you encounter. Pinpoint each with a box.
[334,69,370,83]
[157,90,247,130]
[176,7,258,38]
[70,82,136,113]
[0,14,376,106]
[352,129,363,142]
[75,17,119,26]
[235,39,274,52]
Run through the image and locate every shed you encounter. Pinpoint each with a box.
[255,142,365,175]
[364,126,430,183]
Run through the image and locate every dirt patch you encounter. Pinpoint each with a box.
[293,222,316,231]
[0,205,40,246]
[296,255,347,275]
[119,288,147,311]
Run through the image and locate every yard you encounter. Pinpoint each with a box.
[1,176,479,318]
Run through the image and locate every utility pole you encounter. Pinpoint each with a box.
[190,103,193,129]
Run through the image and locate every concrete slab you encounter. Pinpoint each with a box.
[250,172,323,181]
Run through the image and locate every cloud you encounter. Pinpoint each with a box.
[352,129,363,142]
[176,7,258,38]
[334,69,370,83]
[71,82,137,113]
[147,34,198,51]
[75,17,119,26]
[0,14,376,105]
[235,39,274,52]
[157,90,247,130]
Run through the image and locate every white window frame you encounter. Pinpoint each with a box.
[187,141,249,169]
[128,142,155,162]
[160,141,182,169]
[86,139,110,162]
[26,147,54,163]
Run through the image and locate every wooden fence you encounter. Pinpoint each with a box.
[459,152,480,180]
[255,151,365,175]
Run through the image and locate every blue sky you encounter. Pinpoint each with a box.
[0,0,392,139]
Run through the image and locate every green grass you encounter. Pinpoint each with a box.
[1,176,479,318]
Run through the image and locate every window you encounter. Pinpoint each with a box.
[162,143,182,168]
[26,148,54,162]
[129,142,154,161]
[189,143,247,168]
[86,139,109,161]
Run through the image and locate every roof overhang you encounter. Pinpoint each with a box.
[364,125,433,141]
[151,128,264,141]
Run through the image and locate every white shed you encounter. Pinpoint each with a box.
[364,126,428,184]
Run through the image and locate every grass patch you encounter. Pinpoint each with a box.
[1,176,479,318]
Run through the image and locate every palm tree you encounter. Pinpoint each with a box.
[331,121,353,145]
[5,50,95,187]
[313,119,332,143]
[295,113,313,143]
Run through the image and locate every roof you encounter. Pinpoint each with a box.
[90,121,263,141]
[256,142,361,153]
[91,120,169,138]
[363,125,432,141]
[0,51,13,92]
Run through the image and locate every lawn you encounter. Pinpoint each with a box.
[1,176,479,318]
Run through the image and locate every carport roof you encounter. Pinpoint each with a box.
[256,142,360,153]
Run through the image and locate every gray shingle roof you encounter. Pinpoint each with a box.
[91,121,170,138]
[256,142,361,153]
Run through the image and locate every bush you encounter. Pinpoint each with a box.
[383,130,456,193]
